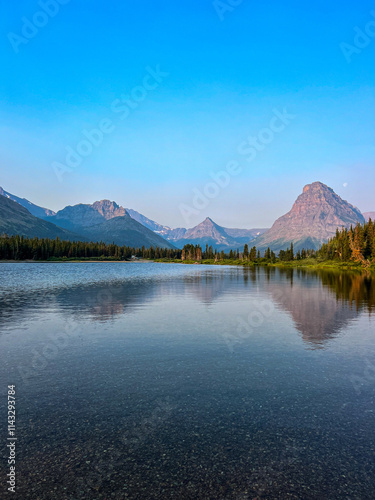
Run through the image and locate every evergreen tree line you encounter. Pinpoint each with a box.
[1,220,373,264]
[0,234,182,261]
[181,242,314,262]
[317,220,375,266]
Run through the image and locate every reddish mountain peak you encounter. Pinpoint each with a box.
[91,200,126,220]
[252,182,365,251]
[302,181,331,194]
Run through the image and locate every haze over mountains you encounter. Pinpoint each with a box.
[0,182,372,252]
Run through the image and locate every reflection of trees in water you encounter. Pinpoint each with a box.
[268,268,374,349]
[1,266,374,349]
[317,271,375,313]
[274,268,375,313]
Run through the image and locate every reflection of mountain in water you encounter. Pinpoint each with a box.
[265,269,375,349]
[1,266,374,350]
[0,268,247,332]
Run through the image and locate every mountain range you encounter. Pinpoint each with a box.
[125,209,267,249]
[0,182,372,252]
[0,195,82,241]
[0,193,175,249]
[0,186,267,251]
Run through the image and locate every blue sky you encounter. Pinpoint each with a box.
[1,0,374,228]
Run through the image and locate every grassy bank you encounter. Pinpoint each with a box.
[154,257,375,272]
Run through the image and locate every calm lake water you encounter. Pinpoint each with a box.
[0,262,374,499]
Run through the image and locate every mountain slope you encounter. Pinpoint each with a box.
[126,209,267,249]
[223,227,268,244]
[0,195,84,241]
[169,219,268,250]
[47,200,127,231]
[80,214,176,248]
[171,217,240,250]
[47,200,175,248]
[0,186,55,218]
[125,208,173,235]
[251,182,365,252]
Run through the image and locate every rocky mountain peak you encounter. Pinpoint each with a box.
[302,181,331,194]
[91,200,126,220]
[251,182,365,252]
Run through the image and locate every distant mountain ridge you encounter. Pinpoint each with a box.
[251,182,365,252]
[0,195,84,241]
[0,182,368,253]
[80,215,176,249]
[125,208,267,250]
[0,186,268,249]
[47,200,127,231]
[0,191,175,249]
[0,186,55,218]
[125,208,172,234]
[168,217,267,250]
[46,201,175,249]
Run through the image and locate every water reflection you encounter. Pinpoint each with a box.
[0,265,374,349]
[1,264,375,499]
[263,268,374,348]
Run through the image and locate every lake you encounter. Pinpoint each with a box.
[0,262,374,499]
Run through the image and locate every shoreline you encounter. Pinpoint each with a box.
[0,259,153,264]
[0,258,373,273]
[153,258,375,273]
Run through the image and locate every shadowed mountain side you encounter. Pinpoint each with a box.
[80,215,176,249]
[47,200,128,231]
[0,186,55,218]
[44,200,176,249]
[0,186,267,250]
[0,195,85,241]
